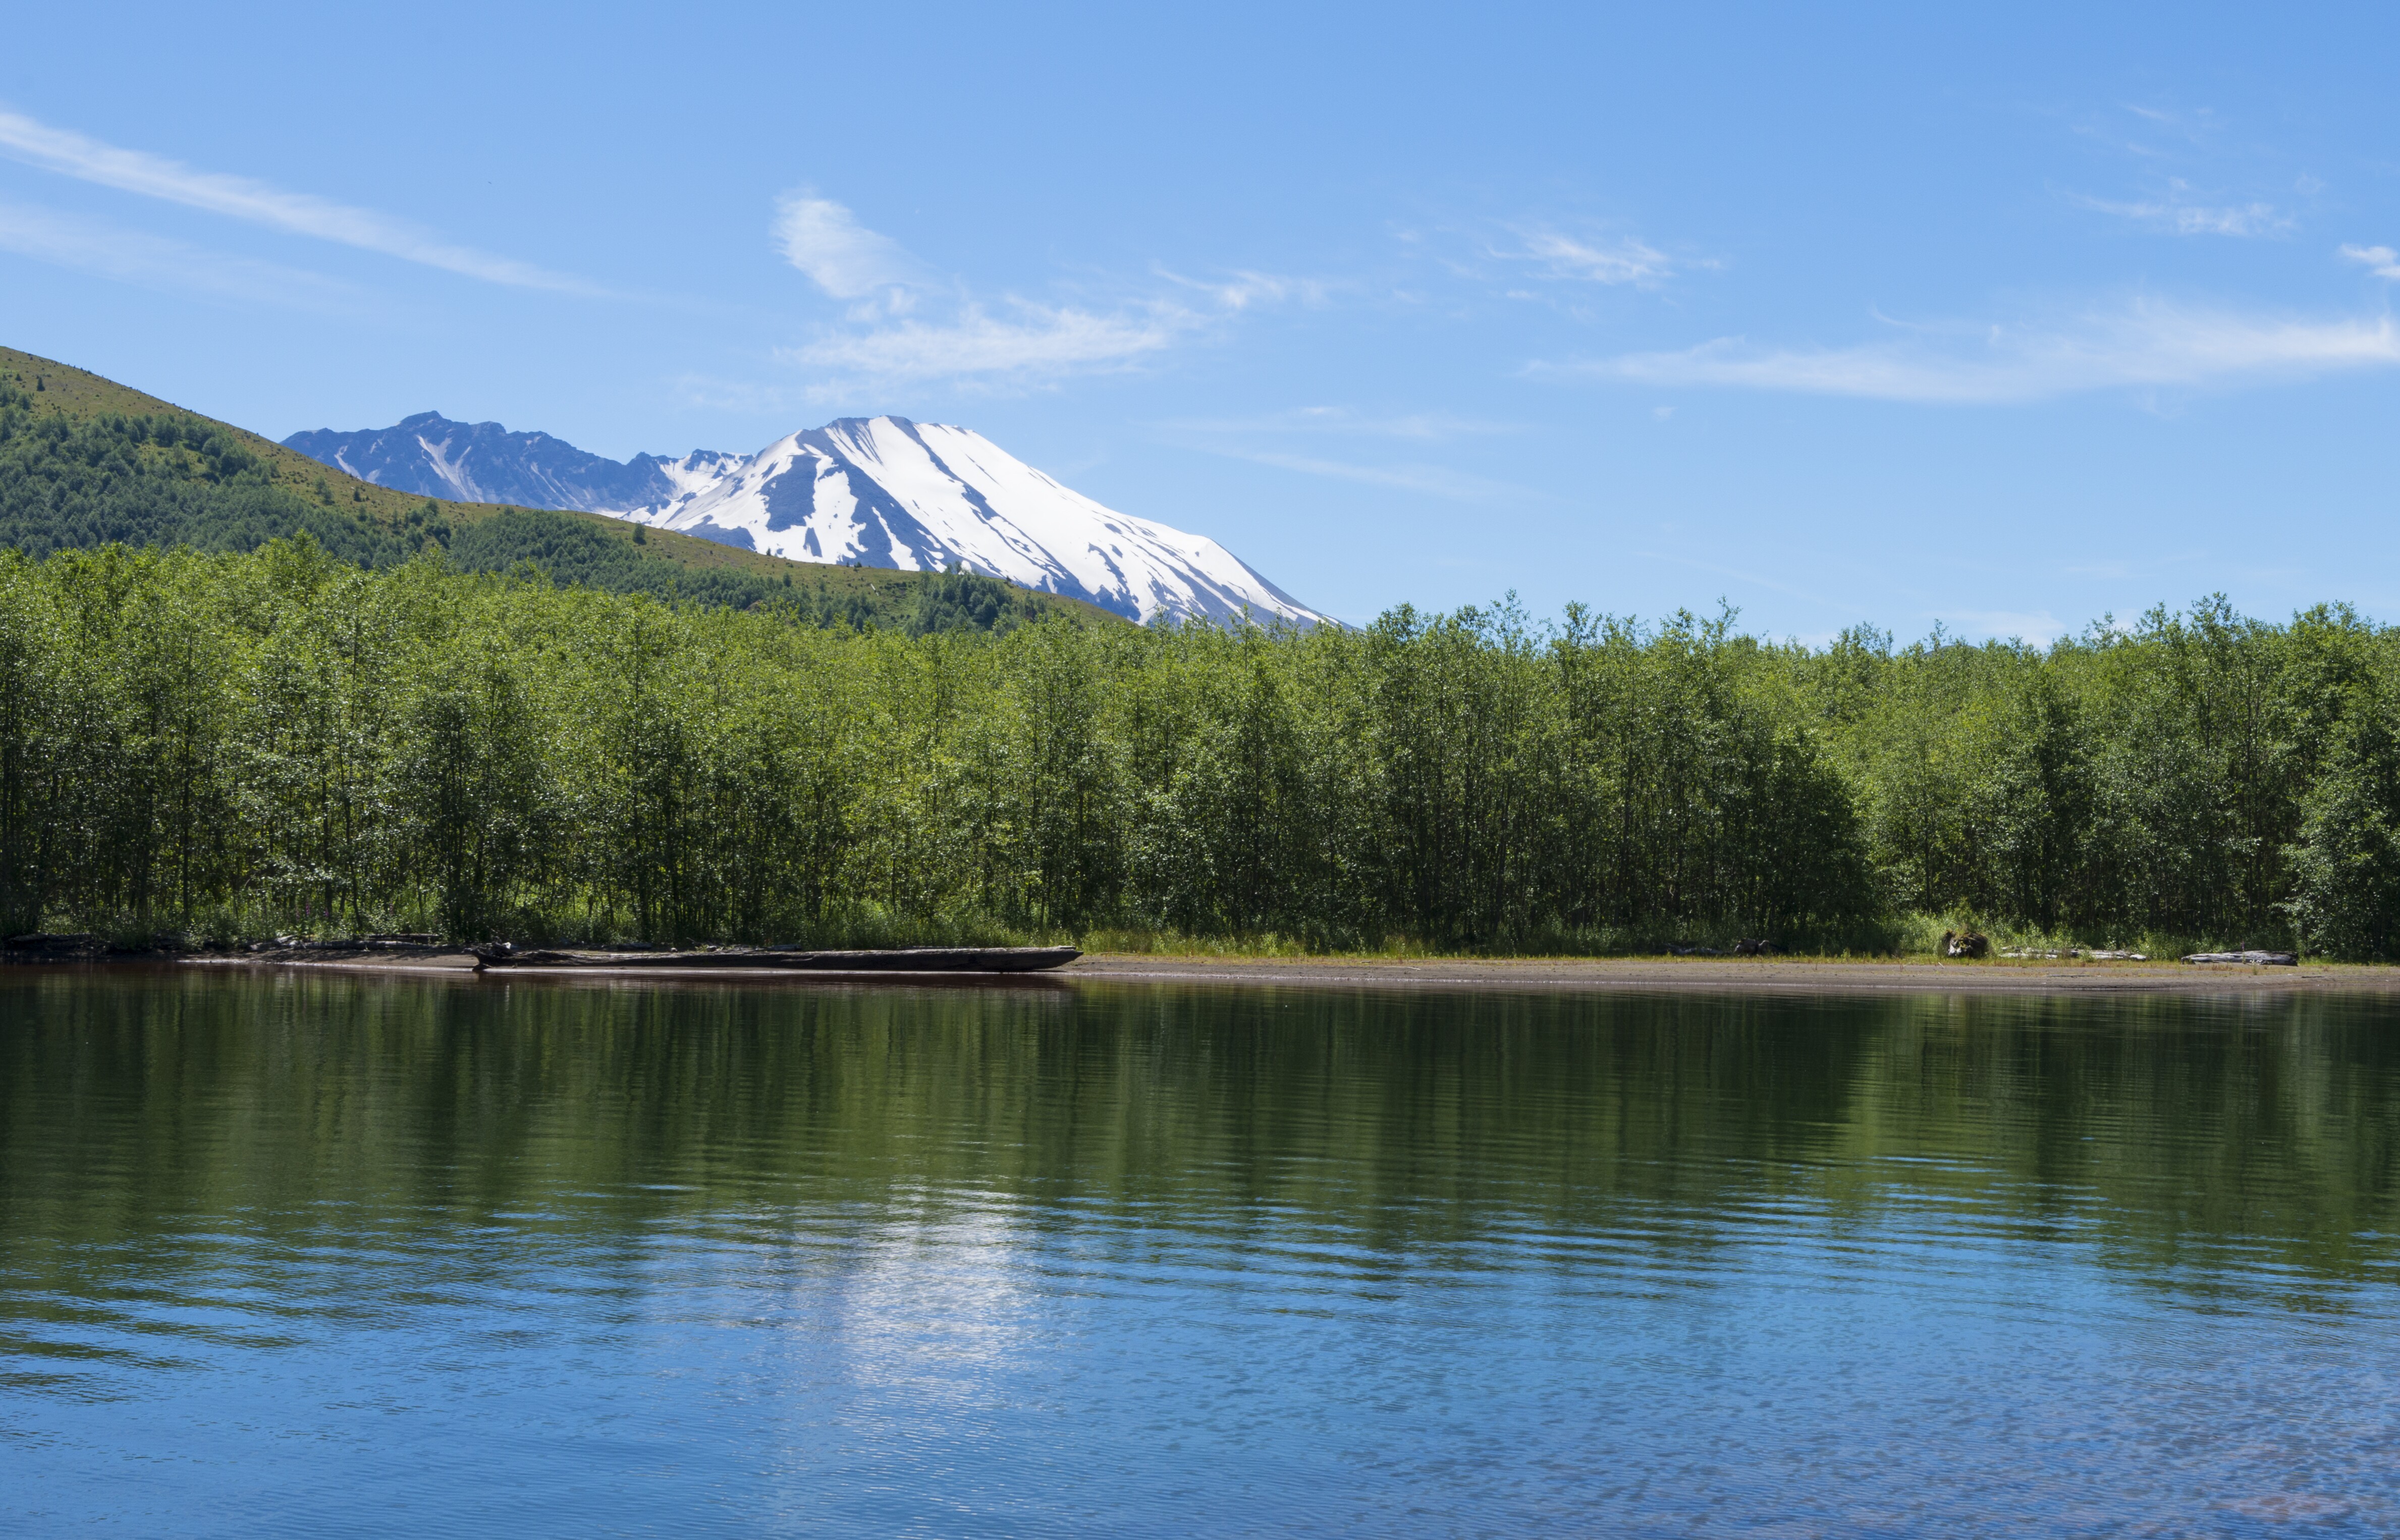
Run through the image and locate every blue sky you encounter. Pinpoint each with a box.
[5,3,2397,637]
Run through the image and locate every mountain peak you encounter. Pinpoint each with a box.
[284,411,1324,626]
[284,414,711,515]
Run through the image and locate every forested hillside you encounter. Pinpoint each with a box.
[4,536,2394,957]
[0,353,1103,634]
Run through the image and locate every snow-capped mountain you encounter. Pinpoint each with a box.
[631,417,1323,626]
[284,413,1322,626]
[283,411,738,514]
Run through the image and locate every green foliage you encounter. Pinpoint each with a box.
[2284,680,2400,960]
[0,379,1083,635]
[1776,598,2400,957]
[7,526,2399,957]
[0,543,1877,948]
[0,381,438,566]
[443,505,796,611]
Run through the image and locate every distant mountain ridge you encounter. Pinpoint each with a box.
[282,411,738,516]
[284,412,1325,626]
[1,343,1102,634]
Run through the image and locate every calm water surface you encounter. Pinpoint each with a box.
[5,969,2399,1536]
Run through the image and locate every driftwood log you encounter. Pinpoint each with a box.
[2181,950,2298,966]
[471,945,1081,974]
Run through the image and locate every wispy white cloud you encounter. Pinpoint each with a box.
[2074,193,2290,237]
[1540,299,2400,404]
[0,108,599,294]
[2119,103,2220,147]
[769,199,1323,388]
[1164,406,1517,442]
[780,300,1193,387]
[0,199,350,308]
[1631,547,1853,616]
[2069,181,2292,237]
[1159,406,1524,499]
[1155,266,1330,311]
[2341,243,2400,280]
[1513,228,1680,285]
[1205,446,1520,502]
[771,192,932,299]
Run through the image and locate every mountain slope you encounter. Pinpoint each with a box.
[285,410,742,515]
[0,347,1111,633]
[285,409,1327,626]
[640,417,1325,626]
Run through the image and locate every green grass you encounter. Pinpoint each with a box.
[0,345,1122,632]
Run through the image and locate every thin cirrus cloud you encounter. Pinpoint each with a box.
[1203,446,1521,503]
[1157,407,1523,502]
[2067,187,2293,238]
[0,199,350,309]
[0,107,602,294]
[1165,406,1518,442]
[773,192,1303,388]
[1501,228,1689,287]
[779,301,1195,386]
[1155,267,1332,311]
[1539,300,2400,404]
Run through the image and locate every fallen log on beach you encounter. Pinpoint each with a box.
[2182,950,2298,966]
[470,944,1081,974]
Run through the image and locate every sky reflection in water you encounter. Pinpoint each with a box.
[3,970,2397,1536]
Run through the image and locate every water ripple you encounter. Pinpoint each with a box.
[5,976,2400,1534]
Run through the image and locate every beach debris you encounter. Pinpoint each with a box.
[1666,945,1725,957]
[1940,929,1991,959]
[1733,938,1776,956]
[2182,950,2298,966]
[469,944,1083,974]
[3,932,102,956]
[1995,948,2149,960]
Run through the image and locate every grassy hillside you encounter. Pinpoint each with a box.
[0,346,1116,633]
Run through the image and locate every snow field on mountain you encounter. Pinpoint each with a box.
[632,417,1324,626]
[286,409,1324,626]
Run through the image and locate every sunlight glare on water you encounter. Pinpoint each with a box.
[4,969,2398,1536]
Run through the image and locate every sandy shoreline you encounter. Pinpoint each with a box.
[88,947,2400,995]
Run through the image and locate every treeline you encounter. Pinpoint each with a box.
[0,382,1055,632]
[441,508,1055,632]
[8,537,2400,957]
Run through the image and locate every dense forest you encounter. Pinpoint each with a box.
[5,530,2398,957]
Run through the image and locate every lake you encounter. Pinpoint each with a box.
[4,968,2397,1535]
